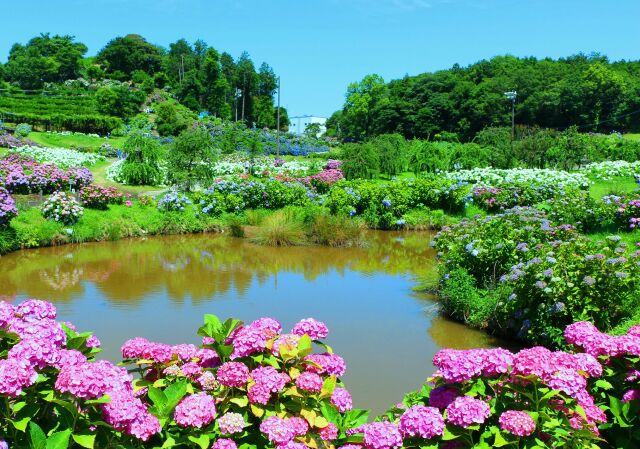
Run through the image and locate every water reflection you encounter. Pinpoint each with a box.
[0,231,505,415]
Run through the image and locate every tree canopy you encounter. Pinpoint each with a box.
[330,54,640,141]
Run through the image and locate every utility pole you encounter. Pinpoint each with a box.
[241,74,246,123]
[276,76,281,157]
[504,90,517,140]
[180,55,185,83]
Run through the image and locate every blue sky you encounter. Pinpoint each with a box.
[2,0,639,118]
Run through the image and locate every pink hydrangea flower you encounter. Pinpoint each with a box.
[398,405,445,439]
[197,371,219,391]
[260,416,296,445]
[304,353,346,376]
[623,389,640,403]
[218,412,246,434]
[86,335,101,348]
[248,383,272,405]
[288,416,309,436]
[429,386,459,409]
[172,344,199,361]
[499,410,536,436]
[362,422,402,449]
[331,387,353,412]
[212,439,237,449]
[0,358,38,397]
[230,326,268,359]
[16,299,57,321]
[0,301,15,327]
[9,318,66,347]
[251,366,287,393]
[319,422,338,441]
[55,360,132,399]
[446,396,491,428]
[433,349,483,382]
[181,362,203,377]
[292,318,329,340]
[8,338,59,369]
[174,393,217,428]
[217,362,250,387]
[250,317,282,338]
[53,349,87,369]
[295,372,323,393]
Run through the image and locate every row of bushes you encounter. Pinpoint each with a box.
[433,207,640,347]
[2,298,640,448]
[338,129,640,179]
[0,111,123,134]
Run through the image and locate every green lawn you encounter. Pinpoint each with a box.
[624,133,640,141]
[28,132,126,150]
[589,176,638,200]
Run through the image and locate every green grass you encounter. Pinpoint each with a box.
[29,132,126,150]
[624,133,640,141]
[589,176,638,200]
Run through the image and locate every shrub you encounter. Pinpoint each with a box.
[14,122,32,137]
[79,184,124,209]
[157,190,192,212]
[41,191,84,225]
[0,154,93,194]
[0,187,18,226]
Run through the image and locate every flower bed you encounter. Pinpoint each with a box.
[9,145,104,168]
[1,298,639,448]
[0,154,93,194]
[442,167,591,190]
[580,160,640,180]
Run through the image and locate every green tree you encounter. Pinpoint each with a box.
[97,34,163,76]
[342,74,389,139]
[5,34,87,88]
[340,142,379,179]
[121,133,164,185]
[96,86,144,118]
[167,126,219,191]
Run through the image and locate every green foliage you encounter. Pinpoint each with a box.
[155,101,192,136]
[340,142,379,179]
[14,123,32,137]
[121,133,164,185]
[95,86,144,118]
[334,54,640,140]
[167,126,219,191]
[439,268,500,327]
[97,34,163,76]
[251,209,307,246]
[4,34,87,89]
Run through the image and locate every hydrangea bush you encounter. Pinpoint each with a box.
[0,154,93,194]
[0,187,18,227]
[157,190,193,212]
[433,208,640,346]
[41,191,84,225]
[79,184,124,209]
[1,298,639,448]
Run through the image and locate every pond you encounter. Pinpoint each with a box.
[0,231,506,415]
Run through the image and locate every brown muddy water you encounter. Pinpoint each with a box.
[0,231,505,415]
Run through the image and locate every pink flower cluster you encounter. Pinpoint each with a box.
[0,299,160,441]
[565,321,640,358]
[499,410,536,436]
[398,405,445,439]
[445,396,491,428]
[174,392,217,428]
[79,184,124,209]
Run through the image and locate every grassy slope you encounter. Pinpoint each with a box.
[29,132,126,150]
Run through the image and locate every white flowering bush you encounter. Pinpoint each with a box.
[41,191,84,225]
[580,160,640,180]
[10,146,104,168]
[441,167,591,189]
[105,158,127,183]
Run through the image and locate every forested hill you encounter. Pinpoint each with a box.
[330,54,640,141]
[0,33,284,129]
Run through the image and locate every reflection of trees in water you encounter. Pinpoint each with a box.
[40,266,83,292]
[0,232,438,307]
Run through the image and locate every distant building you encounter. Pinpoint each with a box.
[289,115,327,137]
